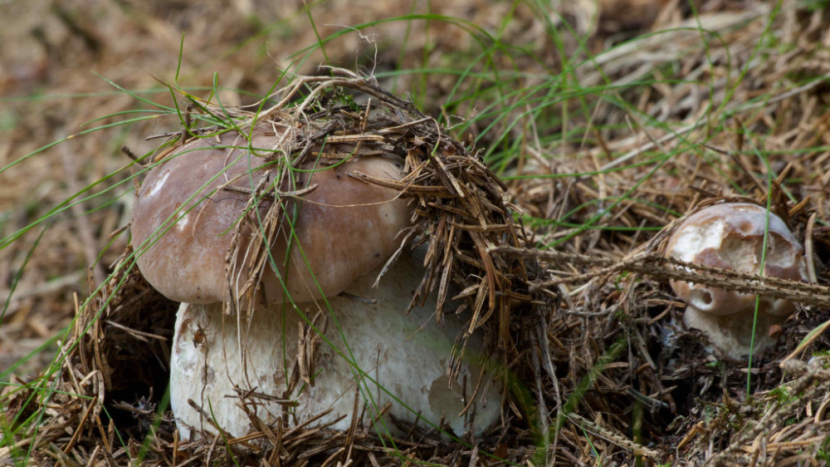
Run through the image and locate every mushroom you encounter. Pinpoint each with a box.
[665,202,808,359]
[131,131,502,438]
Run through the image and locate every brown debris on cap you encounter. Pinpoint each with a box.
[129,67,541,346]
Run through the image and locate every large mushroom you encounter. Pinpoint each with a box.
[131,130,502,438]
[665,202,808,359]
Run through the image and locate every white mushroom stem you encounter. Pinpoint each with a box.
[681,306,789,359]
[170,250,502,439]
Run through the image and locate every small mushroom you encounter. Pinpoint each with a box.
[132,131,502,438]
[665,202,808,359]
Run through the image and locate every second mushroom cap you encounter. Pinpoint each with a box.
[665,202,808,359]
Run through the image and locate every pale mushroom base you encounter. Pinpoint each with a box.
[170,255,502,439]
[683,306,785,360]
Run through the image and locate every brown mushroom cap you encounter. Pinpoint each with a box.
[665,202,808,358]
[131,131,412,305]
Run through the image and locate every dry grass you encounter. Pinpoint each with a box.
[4,0,830,466]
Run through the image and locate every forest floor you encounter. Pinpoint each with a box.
[3,0,830,465]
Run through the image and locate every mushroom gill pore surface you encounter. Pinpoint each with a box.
[170,248,503,439]
[665,202,808,359]
[131,131,412,305]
